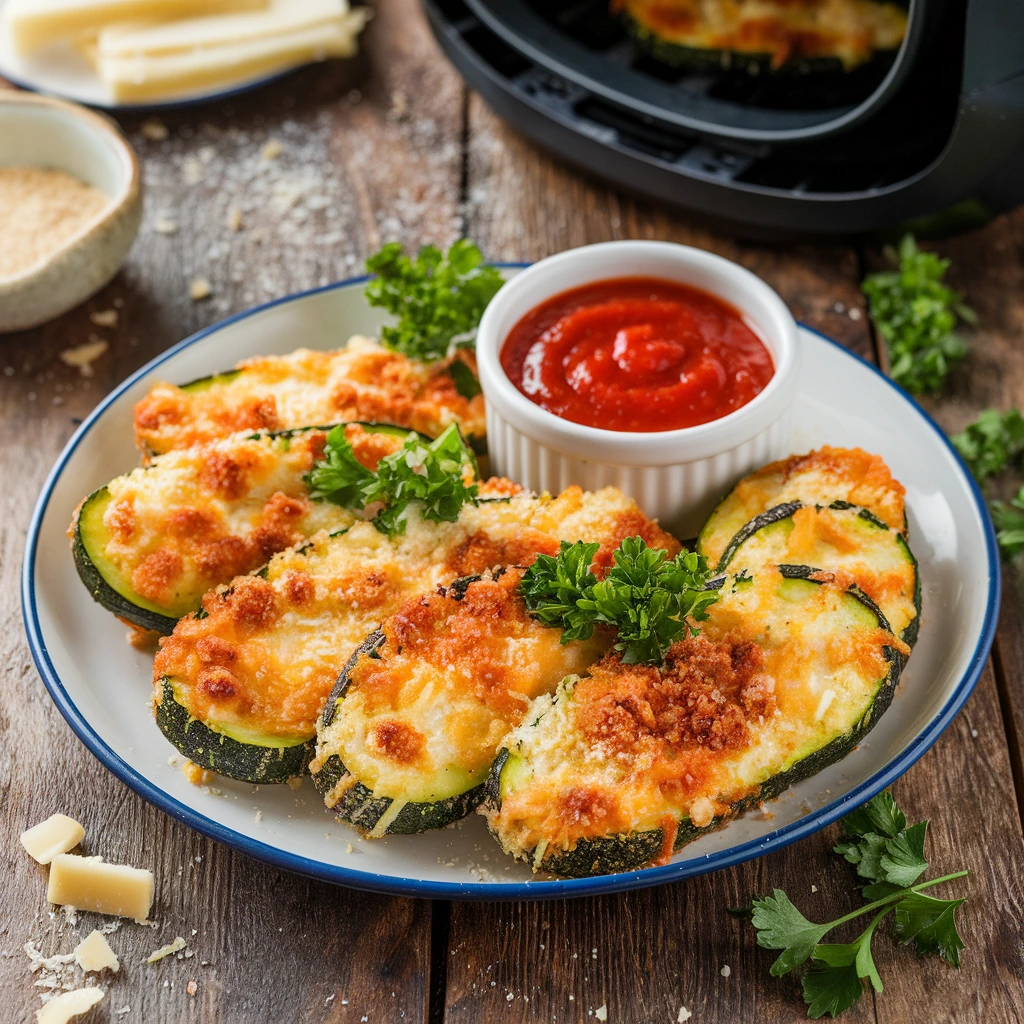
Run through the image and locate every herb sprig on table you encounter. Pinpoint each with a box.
[520,538,719,664]
[738,790,967,1019]
[306,423,478,537]
[861,234,975,394]
[365,239,504,363]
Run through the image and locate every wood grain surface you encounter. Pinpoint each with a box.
[2,2,1023,1021]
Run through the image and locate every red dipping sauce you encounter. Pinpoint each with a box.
[500,277,775,432]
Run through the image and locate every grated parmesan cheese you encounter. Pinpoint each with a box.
[20,814,85,865]
[146,936,186,963]
[74,930,119,973]
[59,340,108,378]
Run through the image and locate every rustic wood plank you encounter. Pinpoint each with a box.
[0,1,463,1019]
[442,87,1024,1024]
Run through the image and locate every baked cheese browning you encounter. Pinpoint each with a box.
[133,336,486,459]
[618,0,908,70]
[71,423,406,627]
[314,568,611,822]
[698,446,907,569]
[153,484,679,773]
[485,566,904,875]
[719,503,920,645]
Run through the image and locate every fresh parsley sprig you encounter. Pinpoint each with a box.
[365,239,504,362]
[862,234,975,394]
[742,790,968,1019]
[519,538,719,664]
[951,408,1024,483]
[305,423,478,537]
[990,486,1024,558]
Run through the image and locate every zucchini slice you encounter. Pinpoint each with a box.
[717,502,920,647]
[133,337,487,460]
[312,568,609,836]
[483,564,906,878]
[153,485,680,784]
[70,422,411,634]
[697,446,907,568]
[620,0,908,74]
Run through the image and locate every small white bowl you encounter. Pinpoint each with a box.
[477,241,801,536]
[0,91,141,334]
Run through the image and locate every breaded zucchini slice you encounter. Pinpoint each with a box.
[619,0,908,73]
[718,502,920,647]
[133,336,486,460]
[484,564,906,878]
[70,422,410,635]
[312,568,610,836]
[697,447,907,568]
[153,485,680,784]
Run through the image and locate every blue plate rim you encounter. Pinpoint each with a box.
[21,269,1001,901]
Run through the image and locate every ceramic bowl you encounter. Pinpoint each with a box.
[475,240,800,536]
[0,91,141,333]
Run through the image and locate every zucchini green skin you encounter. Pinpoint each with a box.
[73,421,416,635]
[313,627,489,834]
[154,676,313,784]
[485,564,903,878]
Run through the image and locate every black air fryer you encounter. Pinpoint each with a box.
[422,0,1024,236]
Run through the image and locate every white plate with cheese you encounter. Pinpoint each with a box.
[22,272,999,899]
[0,0,367,110]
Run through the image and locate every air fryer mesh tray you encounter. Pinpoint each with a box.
[466,0,931,142]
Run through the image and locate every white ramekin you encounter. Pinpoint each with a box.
[477,241,800,537]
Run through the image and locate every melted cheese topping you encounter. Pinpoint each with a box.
[729,505,918,638]
[318,568,611,805]
[486,568,901,865]
[76,423,403,618]
[620,0,907,69]
[154,484,680,746]
[699,447,907,567]
[133,336,486,458]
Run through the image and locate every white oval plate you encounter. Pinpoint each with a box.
[23,271,999,899]
[0,0,331,111]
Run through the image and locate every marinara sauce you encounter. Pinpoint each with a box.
[500,277,775,432]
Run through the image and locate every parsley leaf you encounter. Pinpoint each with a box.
[893,892,966,967]
[861,234,974,395]
[991,487,1024,558]
[839,790,906,839]
[365,239,504,361]
[950,408,1024,483]
[306,423,478,537]
[519,538,719,664]
[801,954,864,1019]
[749,889,831,977]
[879,821,929,888]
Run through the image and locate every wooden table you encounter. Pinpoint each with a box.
[4,3,1024,1020]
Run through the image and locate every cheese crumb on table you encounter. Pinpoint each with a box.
[47,854,154,922]
[59,340,109,377]
[35,987,104,1024]
[74,930,119,972]
[226,206,243,231]
[146,936,186,963]
[595,1005,608,1021]
[189,278,212,301]
[262,138,283,160]
[720,964,731,978]
[89,309,118,328]
[140,118,170,141]
[20,814,85,864]
[153,216,178,235]
[677,1008,692,1023]
[0,168,109,280]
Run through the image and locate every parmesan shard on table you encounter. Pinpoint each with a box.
[146,936,186,963]
[74,929,120,972]
[47,854,154,921]
[35,987,104,1024]
[20,813,85,864]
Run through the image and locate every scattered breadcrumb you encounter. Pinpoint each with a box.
[262,138,283,160]
[59,339,108,377]
[677,1008,692,1023]
[182,157,203,185]
[152,217,178,236]
[226,206,243,231]
[811,884,818,893]
[720,965,731,978]
[189,278,212,302]
[286,777,303,791]
[89,309,118,328]
[115,1006,130,1016]
[186,980,198,997]
[390,90,408,117]
[345,843,354,854]
[254,810,263,825]
[146,937,186,964]
[182,761,213,786]
[140,119,169,141]
[127,627,160,651]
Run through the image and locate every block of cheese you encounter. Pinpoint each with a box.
[36,987,104,1024]
[47,854,154,922]
[4,0,267,55]
[20,814,85,865]
[74,929,120,972]
[97,0,352,57]
[98,14,366,101]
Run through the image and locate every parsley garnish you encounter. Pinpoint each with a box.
[990,487,1024,558]
[365,239,504,362]
[742,790,968,1018]
[951,408,1024,483]
[519,538,719,664]
[306,423,478,537]
[861,234,975,394]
